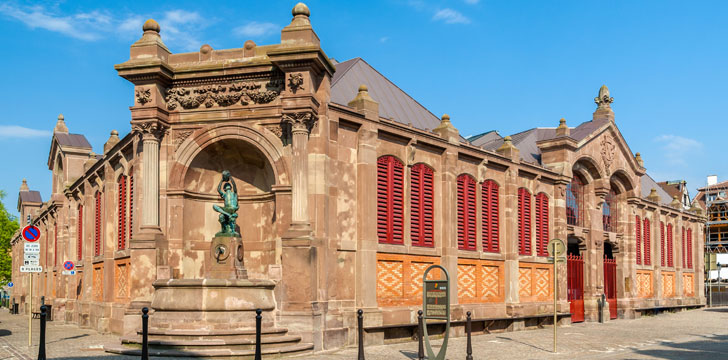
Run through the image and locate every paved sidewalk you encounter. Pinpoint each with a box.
[1,307,727,359]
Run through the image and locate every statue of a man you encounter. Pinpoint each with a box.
[213,170,239,236]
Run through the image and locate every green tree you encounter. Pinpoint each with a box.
[0,190,19,285]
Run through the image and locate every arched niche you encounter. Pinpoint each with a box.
[176,135,282,280]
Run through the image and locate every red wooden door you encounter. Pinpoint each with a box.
[567,254,584,323]
[604,256,617,319]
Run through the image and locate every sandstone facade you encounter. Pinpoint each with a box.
[11,3,704,352]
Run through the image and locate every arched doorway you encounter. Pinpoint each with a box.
[567,236,585,322]
[603,242,617,319]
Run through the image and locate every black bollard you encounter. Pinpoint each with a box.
[38,305,47,360]
[417,310,424,360]
[255,308,262,360]
[466,311,473,360]
[141,307,149,360]
[357,309,365,360]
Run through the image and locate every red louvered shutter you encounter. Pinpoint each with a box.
[377,156,404,244]
[687,229,693,269]
[128,175,134,240]
[482,180,499,253]
[457,175,476,250]
[535,193,549,257]
[518,188,532,255]
[411,164,434,247]
[77,205,83,261]
[95,191,102,256]
[682,227,686,268]
[118,175,127,250]
[667,224,673,267]
[54,222,58,267]
[643,219,651,265]
[635,215,642,265]
[660,222,665,267]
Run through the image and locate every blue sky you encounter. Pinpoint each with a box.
[0,0,725,217]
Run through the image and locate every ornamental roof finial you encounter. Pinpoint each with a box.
[594,84,614,109]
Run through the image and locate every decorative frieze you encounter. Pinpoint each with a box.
[165,79,283,110]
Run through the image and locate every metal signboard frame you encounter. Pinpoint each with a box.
[422,265,451,360]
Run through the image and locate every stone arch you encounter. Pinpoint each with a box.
[171,124,290,190]
[568,235,587,255]
[572,156,602,184]
[609,169,635,195]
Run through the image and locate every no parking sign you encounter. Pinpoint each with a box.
[21,225,40,242]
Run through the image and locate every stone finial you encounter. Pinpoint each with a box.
[282,2,319,46]
[433,114,460,144]
[635,152,644,168]
[348,84,379,120]
[130,18,170,60]
[143,19,160,33]
[54,113,68,133]
[104,130,120,154]
[497,135,520,161]
[556,118,570,137]
[647,188,660,203]
[20,178,29,192]
[595,85,614,109]
[690,202,704,216]
[671,195,682,208]
[243,40,256,57]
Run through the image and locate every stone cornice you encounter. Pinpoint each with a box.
[268,46,335,77]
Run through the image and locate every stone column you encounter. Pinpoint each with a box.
[283,112,315,235]
[132,121,166,236]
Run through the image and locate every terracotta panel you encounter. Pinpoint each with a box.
[376,253,439,307]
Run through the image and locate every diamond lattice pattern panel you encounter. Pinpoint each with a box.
[93,263,104,302]
[457,259,504,304]
[683,273,694,297]
[377,253,439,306]
[662,272,675,298]
[519,263,553,302]
[637,270,653,298]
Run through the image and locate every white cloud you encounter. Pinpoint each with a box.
[233,21,279,38]
[464,0,480,4]
[0,125,51,138]
[0,4,205,51]
[433,8,470,24]
[653,134,703,166]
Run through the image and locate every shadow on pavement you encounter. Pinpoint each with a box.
[703,307,728,313]
[632,334,728,359]
[496,335,549,352]
[399,349,418,359]
[47,333,89,344]
[0,329,11,337]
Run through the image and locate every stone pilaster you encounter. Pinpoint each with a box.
[282,111,316,236]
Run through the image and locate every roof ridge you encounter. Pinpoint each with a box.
[330,57,361,88]
[353,58,442,124]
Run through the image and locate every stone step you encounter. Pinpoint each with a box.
[122,334,303,351]
[138,327,289,341]
[105,342,314,358]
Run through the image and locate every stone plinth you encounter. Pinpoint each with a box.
[206,235,247,279]
[106,278,313,357]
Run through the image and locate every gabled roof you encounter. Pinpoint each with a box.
[641,174,673,205]
[657,181,687,201]
[331,58,441,132]
[467,131,501,147]
[55,133,92,148]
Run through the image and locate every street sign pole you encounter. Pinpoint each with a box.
[28,273,32,347]
[553,256,557,353]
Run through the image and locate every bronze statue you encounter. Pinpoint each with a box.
[213,170,239,236]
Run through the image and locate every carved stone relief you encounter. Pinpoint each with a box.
[165,79,283,110]
[136,88,152,105]
[174,130,195,150]
[407,144,416,166]
[288,73,304,93]
[600,135,616,174]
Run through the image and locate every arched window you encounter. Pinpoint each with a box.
[643,218,651,265]
[518,188,532,255]
[411,163,434,247]
[457,174,476,250]
[77,205,83,261]
[687,228,693,269]
[535,193,549,257]
[660,222,665,267]
[481,180,499,253]
[566,177,584,226]
[117,175,127,250]
[377,156,404,244]
[95,191,103,256]
[603,189,617,232]
[635,215,642,265]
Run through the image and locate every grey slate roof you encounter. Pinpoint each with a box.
[19,191,42,203]
[55,133,92,148]
[331,58,441,132]
[467,131,501,147]
[641,174,673,205]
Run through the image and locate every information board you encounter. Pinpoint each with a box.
[424,280,449,319]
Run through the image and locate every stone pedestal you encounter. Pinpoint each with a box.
[205,235,247,279]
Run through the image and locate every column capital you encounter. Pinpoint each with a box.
[282,111,316,135]
[132,120,169,141]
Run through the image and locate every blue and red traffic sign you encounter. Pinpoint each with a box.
[63,261,74,271]
[21,225,41,242]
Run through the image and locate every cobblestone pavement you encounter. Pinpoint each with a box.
[1,307,727,359]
